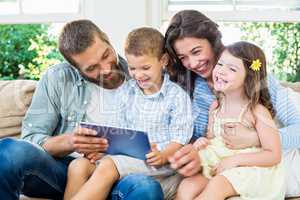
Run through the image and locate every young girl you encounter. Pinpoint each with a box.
[175,41,285,200]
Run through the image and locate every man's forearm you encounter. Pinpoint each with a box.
[42,134,74,157]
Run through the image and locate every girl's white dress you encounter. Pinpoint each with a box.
[199,104,285,200]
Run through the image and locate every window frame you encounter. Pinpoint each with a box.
[0,0,86,24]
[162,0,300,22]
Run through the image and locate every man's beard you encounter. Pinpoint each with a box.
[79,64,124,89]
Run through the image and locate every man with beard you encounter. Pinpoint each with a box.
[0,20,164,200]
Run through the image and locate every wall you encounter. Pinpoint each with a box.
[84,0,162,56]
[0,0,163,55]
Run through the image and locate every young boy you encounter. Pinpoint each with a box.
[64,27,193,200]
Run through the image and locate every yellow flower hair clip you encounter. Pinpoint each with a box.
[250,59,262,71]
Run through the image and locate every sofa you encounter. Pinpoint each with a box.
[1,79,300,200]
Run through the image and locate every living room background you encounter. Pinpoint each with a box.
[0,0,300,81]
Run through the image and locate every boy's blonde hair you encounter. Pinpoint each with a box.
[125,27,165,59]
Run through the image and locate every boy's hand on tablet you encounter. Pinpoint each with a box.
[146,143,166,167]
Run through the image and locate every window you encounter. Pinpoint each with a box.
[0,0,84,24]
[164,0,300,21]
[0,0,82,79]
[158,0,300,81]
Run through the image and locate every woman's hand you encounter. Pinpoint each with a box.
[222,122,260,149]
[168,144,202,177]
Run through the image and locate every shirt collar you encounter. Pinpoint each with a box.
[68,65,85,86]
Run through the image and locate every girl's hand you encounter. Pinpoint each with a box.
[85,152,104,163]
[212,156,239,175]
[193,137,210,150]
[146,143,166,167]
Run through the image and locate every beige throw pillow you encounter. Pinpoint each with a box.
[0,80,36,137]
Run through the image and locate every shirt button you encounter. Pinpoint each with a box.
[68,116,72,121]
[84,100,88,105]
[28,123,32,127]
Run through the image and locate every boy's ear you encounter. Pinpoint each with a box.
[160,53,169,67]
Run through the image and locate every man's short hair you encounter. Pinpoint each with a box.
[59,19,110,67]
[124,27,165,59]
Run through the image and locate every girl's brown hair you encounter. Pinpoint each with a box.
[165,10,224,96]
[226,41,275,117]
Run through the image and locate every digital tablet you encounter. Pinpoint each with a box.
[80,122,151,160]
